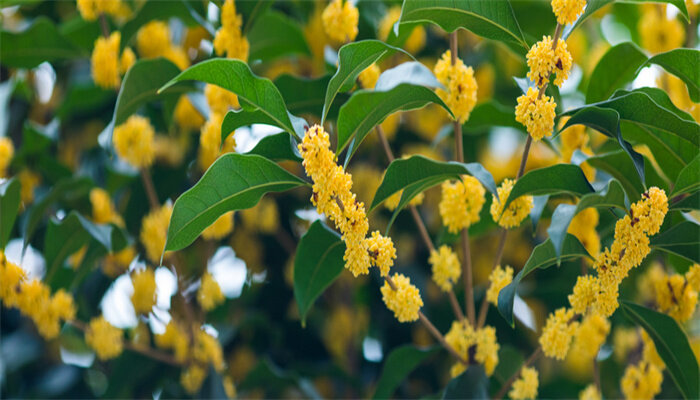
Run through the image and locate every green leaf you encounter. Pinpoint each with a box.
[399,0,527,51]
[547,180,627,258]
[645,49,700,102]
[120,0,206,51]
[248,12,310,62]
[165,154,307,252]
[245,132,302,163]
[671,154,700,196]
[0,178,20,249]
[621,122,688,183]
[498,234,591,326]
[671,192,700,212]
[160,59,305,138]
[585,150,667,201]
[113,58,193,126]
[503,164,594,211]
[59,16,101,52]
[586,42,647,103]
[293,221,345,326]
[620,301,699,400]
[322,40,410,122]
[650,221,700,264]
[462,100,519,133]
[221,109,280,143]
[275,74,345,119]
[0,17,82,68]
[442,365,489,399]
[373,345,439,399]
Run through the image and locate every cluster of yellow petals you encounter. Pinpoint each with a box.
[434,50,478,123]
[0,137,14,177]
[91,32,135,89]
[103,246,136,278]
[140,203,173,264]
[486,265,513,305]
[569,188,668,317]
[566,313,610,369]
[213,0,250,61]
[136,21,189,70]
[579,384,601,400]
[322,0,359,44]
[202,211,235,240]
[77,0,129,21]
[445,320,499,377]
[199,112,237,171]
[241,197,280,234]
[112,115,156,169]
[381,274,423,322]
[155,321,189,362]
[551,0,587,26]
[429,245,461,292]
[490,178,534,229]
[0,253,76,339]
[18,169,40,206]
[638,6,684,54]
[323,305,368,362]
[509,366,539,400]
[654,270,699,322]
[131,268,157,314]
[526,36,572,88]
[198,272,225,311]
[377,6,426,54]
[439,175,486,233]
[365,231,397,277]
[358,63,381,89]
[174,96,205,132]
[515,87,557,141]
[206,84,241,115]
[539,307,578,360]
[85,315,124,360]
[620,360,663,400]
[90,188,124,226]
[567,207,600,257]
[559,117,596,181]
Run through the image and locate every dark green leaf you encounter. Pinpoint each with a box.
[586,42,647,103]
[0,17,82,68]
[165,154,307,252]
[442,365,488,399]
[585,150,668,201]
[650,221,700,264]
[323,40,410,122]
[498,235,591,326]
[294,221,345,326]
[671,154,700,196]
[645,49,700,102]
[503,164,594,211]
[373,345,439,399]
[621,121,689,183]
[399,0,527,51]
[621,301,699,400]
[530,195,550,233]
[462,100,518,133]
[671,192,700,212]
[275,74,344,119]
[248,12,310,62]
[221,109,280,143]
[114,58,194,126]
[0,178,20,249]
[160,59,305,138]
[59,16,101,52]
[245,132,302,163]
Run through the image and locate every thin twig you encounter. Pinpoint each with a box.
[477,228,507,328]
[99,14,110,38]
[140,169,160,211]
[593,357,602,394]
[516,135,533,179]
[494,347,542,400]
[448,289,465,322]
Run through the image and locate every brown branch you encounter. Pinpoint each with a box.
[516,135,533,179]
[593,357,601,394]
[448,289,465,322]
[461,230,475,324]
[140,169,160,211]
[494,347,542,400]
[99,14,110,38]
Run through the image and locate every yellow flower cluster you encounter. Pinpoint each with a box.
[539,307,578,360]
[322,0,359,44]
[378,6,426,54]
[0,255,76,339]
[198,272,225,311]
[18,169,40,205]
[213,0,250,61]
[654,271,699,322]
[526,36,572,88]
[180,365,207,394]
[86,316,124,360]
[439,175,486,233]
[639,6,684,54]
[620,360,663,400]
[136,21,190,70]
[240,197,279,234]
[566,313,610,368]
[77,0,128,21]
[579,384,601,400]
[323,305,368,362]
[489,178,534,229]
[567,207,600,257]
[365,231,397,277]
[445,320,499,377]
[0,137,14,177]
[202,211,234,240]
[131,268,156,314]
[486,265,513,305]
[381,274,423,322]
[687,264,700,291]
[509,366,539,400]
[103,247,135,278]
[206,84,241,115]
[199,112,236,171]
[569,188,668,317]
[515,87,557,141]
[429,245,461,292]
[90,188,124,226]
[358,63,381,89]
[551,0,587,26]
[140,204,173,264]
[174,96,205,132]
[112,115,155,169]
[155,321,189,362]
[91,32,135,89]
[434,50,478,123]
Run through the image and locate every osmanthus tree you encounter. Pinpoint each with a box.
[0,0,699,398]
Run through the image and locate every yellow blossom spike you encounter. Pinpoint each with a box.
[381,274,423,322]
[358,63,380,89]
[429,245,461,292]
[140,204,173,264]
[620,360,663,399]
[439,175,486,233]
[579,384,601,400]
[112,115,156,169]
[85,316,124,360]
[486,265,513,305]
[0,137,14,177]
[434,50,478,123]
[91,32,121,89]
[137,21,172,59]
[131,268,157,314]
[198,272,226,311]
[509,366,539,400]
[551,0,587,26]
[322,0,359,43]
[539,307,578,360]
[515,87,557,141]
[489,178,534,229]
[364,231,396,277]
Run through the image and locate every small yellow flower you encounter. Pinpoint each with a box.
[539,307,578,360]
[654,273,698,322]
[193,328,225,371]
[445,321,499,377]
[486,265,513,305]
[213,0,249,61]
[91,32,121,89]
[526,36,572,88]
[322,0,359,43]
[155,321,189,362]
[112,115,156,169]
[140,204,173,264]
[85,316,124,360]
[90,188,124,226]
[358,63,381,89]
[18,169,40,205]
[201,211,234,240]
[377,6,426,54]
[439,175,486,233]
[515,87,557,141]
[434,50,478,123]
[103,246,135,278]
[0,137,14,177]
[205,84,240,115]
[77,0,124,21]
[429,245,461,292]
[579,384,601,400]
[686,264,700,291]
[137,21,171,59]
[119,47,136,75]
[174,96,205,131]
[551,0,587,26]
[131,268,157,314]
[489,178,534,229]
[381,273,423,322]
[364,231,397,277]
[198,272,225,311]
[509,366,539,400]
[240,197,279,234]
[620,360,663,400]
[180,364,207,394]
[639,7,684,54]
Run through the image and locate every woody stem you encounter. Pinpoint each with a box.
[140,169,160,211]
